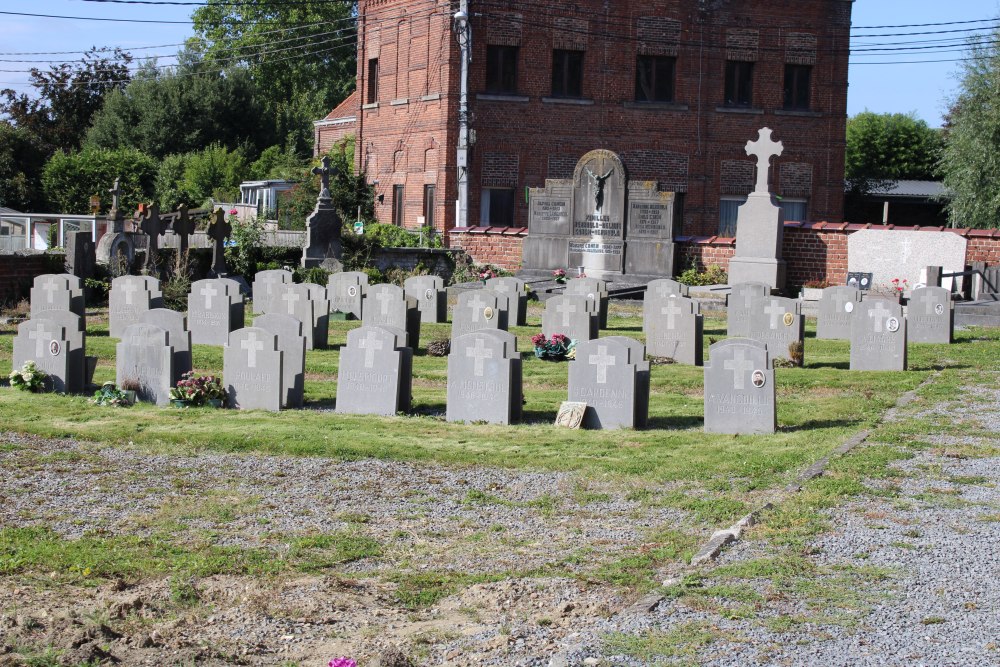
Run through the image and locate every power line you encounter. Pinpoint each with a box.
[0,10,193,23]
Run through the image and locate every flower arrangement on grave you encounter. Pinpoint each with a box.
[890,278,909,294]
[92,382,132,407]
[531,333,576,361]
[479,267,496,283]
[552,268,567,284]
[169,371,227,407]
[8,360,48,393]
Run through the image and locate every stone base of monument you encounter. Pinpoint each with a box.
[727,257,787,294]
[624,240,675,277]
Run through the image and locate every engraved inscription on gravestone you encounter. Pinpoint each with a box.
[447,330,522,425]
[850,298,907,371]
[116,323,173,406]
[224,327,284,411]
[542,294,598,343]
[336,326,413,416]
[907,286,953,344]
[644,294,703,365]
[704,338,776,434]
[727,282,770,337]
[568,337,649,430]
[817,286,862,341]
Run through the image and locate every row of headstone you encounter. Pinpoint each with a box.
[542,295,599,342]
[818,285,952,345]
[564,277,610,328]
[643,292,703,365]
[109,275,163,338]
[188,278,245,346]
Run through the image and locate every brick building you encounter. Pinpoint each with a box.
[317,0,852,247]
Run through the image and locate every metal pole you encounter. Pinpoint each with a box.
[454,0,470,228]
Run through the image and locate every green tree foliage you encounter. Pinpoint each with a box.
[846,112,943,183]
[277,137,374,230]
[154,144,249,210]
[940,29,1000,229]
[0,122,49,211]
[41,147,157,214]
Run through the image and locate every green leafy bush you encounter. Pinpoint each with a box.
[42,147,156,214]
[677,264,727,286]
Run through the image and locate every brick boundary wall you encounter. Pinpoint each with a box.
[449,223,1000,285]
[0,254,63,307]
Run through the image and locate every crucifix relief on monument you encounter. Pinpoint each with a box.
[570,150,626,275]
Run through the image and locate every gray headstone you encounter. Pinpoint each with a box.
[850,298,907,371]
[336,325,413,417]
[116,323,173,406]
[30,274,85,321]
[704,338,776,434]
[140,308,192,384]
[447,329,522,425]
[817,286,863,340]
[109,275,163,338]
[253,313,306,408]
[224,327,283,412]
[624,182,677,277]
[568,337,649,429]
[327,271,369,319]
[188,279,243,346]
[363,284,421,348]
[564,277,610,329]
[28,310,87,391]
[726,282,770,337]
[303,282,331,349]
[747,296,804,365]
[404,275,447,324]
[65,231,96,280]
[12,318,72,393]
[907,287,953,344]
[452,289,507,339]
[252,269,293,315]
[644,295,703,365]
[646,278,690,299]
[485,276,529,326]
[542,294,598,343]
[272,283,318,350]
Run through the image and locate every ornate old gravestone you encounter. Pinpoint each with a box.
[302,156,344,271]
[850,298,907,371]
[644,294,703,365]
[95,177,136,273]
[303,283,331,349]
[116,323,174,406]
[647,278,690,299]
[542,294,598,343]
[139,203,166,277]
[272,283,319,349]
[328,271,369,319]
[109,275,163,338]
[907,286,953,344]
[485,276,528,326]
[726,128,787,291]
[817,286,863,340]
[206,208,232,278]
[336,326,413,416]
[404,275,448,324]
[224,327,284,411]
[726,282,770,337]
[704,338,776,434]
[252,269,293,315]
[253,313,306,408]
[747,296,804,365]
[568,336,650,430]
[524,149,676,280]
[140,308,192,384]
[363,284,421,348]
[452,289,507,339]
[12,319,73,393]
[172,203,196,260]
[30,274,85,320]
[188,278,245,346]
[447,330,522,425]
[564,277,610,329]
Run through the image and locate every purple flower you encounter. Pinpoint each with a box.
[329,659,357,667]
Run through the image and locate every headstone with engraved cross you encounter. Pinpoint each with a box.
[564,277,610,329]
[727,282,770,337]
[302,156,344,271]
[404,275,448,324]
[817,286,863,340]
[336,325,413,416]
[253,313,306,408]
[17,310,90,392]
[269,283,318,349]
[206,208,232,278]
[12,318,73,393]
[109,275,163,338]
[568,336,649,429]
[907,286,953,344]
[30,274,85,321]
[542,294,598,342]
[644,294,704,365]
[139,203,166,277]
[187,278,242,346]
[224,327,284,411]
[485,276,529,326]
[647,278,690,300]
[850,297,907,370]
[253,269,293,315]
[363,284,420,348]
[328,271,368,319]
[140,308,192,384]
[704,338,775,434]
[747,296,804,365]
[447,329,522,425]
[452,289,507,339]
[116,323,174,406]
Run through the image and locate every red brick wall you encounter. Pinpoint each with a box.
[448,227,527,271]
[0,255,61,306]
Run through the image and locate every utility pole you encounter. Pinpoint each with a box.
[454,0,471,228]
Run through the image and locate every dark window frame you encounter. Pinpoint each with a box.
[551,49,585,98]
[635,54,676,103]
[724,60,754,108]
[485,44,519,94]
[783,64,812,111]
[366,57,379,104]
[480,187,516,227]
[422,184,435,229]
[392,184,405,227]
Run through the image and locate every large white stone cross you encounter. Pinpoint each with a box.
[724,347,755,391]
[466,293,487,323]
[466,337,494,377]
[661,300,683,329]
[121,280,139,306]
[241,331,264,368]
[556,300,577,327]
[764,300,785,329]
[29,323,53,357]
[282,289,301,315]
[201,283,219,310]
[359,329,384,368]
[42,278,60,303]
[375,289,395,317]
[867,301,892,333]
[589,345,616,384]
[745,127,783,195]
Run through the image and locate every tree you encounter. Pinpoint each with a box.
[153,144,250,211]
[41,147,157,214]
[940,28,1000,229]
[0,122,48,211]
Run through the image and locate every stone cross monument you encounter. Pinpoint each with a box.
[108,177,125,232]
[301,156,344,271]
[727,127,787,291]
[173,203,196,260]
[207,207,232,278]
[139,203,165,278]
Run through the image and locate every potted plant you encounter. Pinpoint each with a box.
[169,371,227,408]
[119,378,141,405]
[552,268,567,284]
[800,279,830,301]
[8,360,48,393]
[92,382,132,407]
[531,333,576,361]
[479,267,496,284]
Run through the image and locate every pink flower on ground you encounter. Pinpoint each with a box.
[329,659,357,667]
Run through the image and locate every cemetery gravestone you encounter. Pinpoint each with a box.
[336,326,413,416]
[172,203,196,259]
[727,282,770,337]
[447,329,523,425]
[253,313,306,408]
[907,286,953,344]
[140,308,192,384]
[404,275,448,324]
[850,298,907,371]
[30,274,85,320]
[207,208,232,278]
[624,181,677,277]
[569,151,627,277]
[188,279,244,346]
[485,276,529,326]
[109,275,163,338]
[139,204,165,277]
[564,277,610,328]
[646,278,690,299]
[568,336,649,429]
[452,289,507,339]
[274,283,319,350]
[24,310,91,391]
[542,294,598,343]
[328,271,369,320]
[817,286,863,340]
[253,270,293,315]
[363,284,421,348]
[12,319,72,393]
[301,156,344,272]
[704,338,776,434]
[224,327,284,412]
[303,283,331,349]
[65,231,96,280]
[644,295,704,365]
[747,296,804,365]
[116,323,174,406]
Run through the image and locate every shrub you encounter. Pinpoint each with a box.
[678,263,727,286]
[42,147,157,214]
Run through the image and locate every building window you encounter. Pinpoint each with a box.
[480,188,515,227]
[635,55,675,103]
[551,49,584,98]
[423,184,435,229]
[719,196,747,237]
[724,61,753,107]
[392,184,404,226]
[778,197,808,222]
[783,64,811,111]
[366,58,379,104]
[486,45,518,94]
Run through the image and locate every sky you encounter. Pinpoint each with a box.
[1,0,999,128]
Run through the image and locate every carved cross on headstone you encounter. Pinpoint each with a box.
[359,329,384,368]
[207,208,232,278]
[140,203,165,277]
[466,293,487,322]
[282,289,301,315]
[661,300,682,329]
[589,345,616,384]
[724,348,755,391]
[312,156,335,201]
[201,283,219,310]
[121,280,139,306]
[42,277,60,303]
[241,331,264,369]
[466,337,494,377]
[173,203,196,259]
[29,323,54,358]
[764,300,785,329]
[745,127,784,195]
[913,290,938,315]
[867,301,891,333]
[556,300,577,327]
[375,290,395,317]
